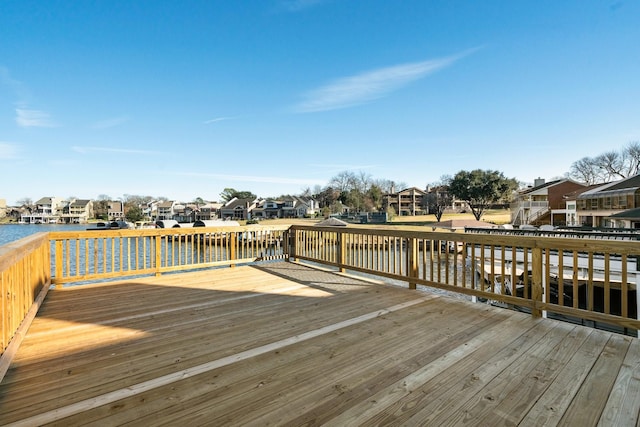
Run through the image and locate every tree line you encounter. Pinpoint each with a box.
[568,141,640,184]
[12,141,636,222]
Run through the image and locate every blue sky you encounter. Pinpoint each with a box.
[1,0,639,205]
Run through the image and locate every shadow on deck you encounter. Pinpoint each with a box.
[1,262,639,426]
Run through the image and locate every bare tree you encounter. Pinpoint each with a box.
[569,157,605,185]
[299,187,312,198]
[373,179,407,193]
[329,171,357,193]
[568,142,640,184]
[625,141,640,175]
[355,171,372,193]
[16,197,33,207]
[594,151,624,180]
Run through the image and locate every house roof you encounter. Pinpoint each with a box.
[609,207,640,220]
[35,197,53,205]
[563,184,603,200]
[606,174,640,191]
[519,179,563,195]
[157,201,174,208]
[577,175,640,199]
[70,199,91,207]
[223,198,256,210]
[316,217,348,227]
[200,202,222,210]
[385,187,427,196]
[518,178,586,196]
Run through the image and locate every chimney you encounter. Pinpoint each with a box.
[534,177,545,187]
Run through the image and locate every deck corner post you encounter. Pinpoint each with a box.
[288,228,299,262]
[531,247,543,318]
[283,229,291,261]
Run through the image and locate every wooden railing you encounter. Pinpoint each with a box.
[290,225,640,334]
[0,233,51,365]
[3,223,639,363]
[48,225,291,286]
[1,226,289,363]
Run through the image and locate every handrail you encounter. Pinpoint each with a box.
[48,225,291,286]
[289,225,640,334]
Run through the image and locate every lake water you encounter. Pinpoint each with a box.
[0,224,89,247]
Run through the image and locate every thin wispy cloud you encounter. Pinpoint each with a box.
[72,146,165,155]
[15,108,56,128]
[91,116,130,130]
[1,67,56,128]
[203,116,235,124]
[171,171,324,186]
[294,49,481,113]
[0,143,18,159]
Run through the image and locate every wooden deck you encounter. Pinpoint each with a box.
[1,262,639,426]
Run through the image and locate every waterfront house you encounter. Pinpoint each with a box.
[220,197,259,220]
[575,174,640,227]
[383,187,428,216]
[20,196,65,223]
[173,203,202,223]
[66,199,93,223]
[108,201,125,220]
[608,207,640,228]
[142,200,158,221]
[252,199,280,219]
[252,196,318,219]
[510,178,587,226]
[156,200,176,220]
[281,195,318,218]
[195,202,222,221]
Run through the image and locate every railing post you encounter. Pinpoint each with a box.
[55,240,63,288]
[230,232,237,268]
[154,235,162,276]
[408,237,418,290]
[289,229,297,262]
[531,247,543,318]
[338,230,345,273]
[283,229,290,261]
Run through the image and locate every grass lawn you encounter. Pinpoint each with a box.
[390,209,512,225]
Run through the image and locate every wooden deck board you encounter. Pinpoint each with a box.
[0,261,638,426]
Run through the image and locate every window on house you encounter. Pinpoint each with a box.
[619,195,627,208]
